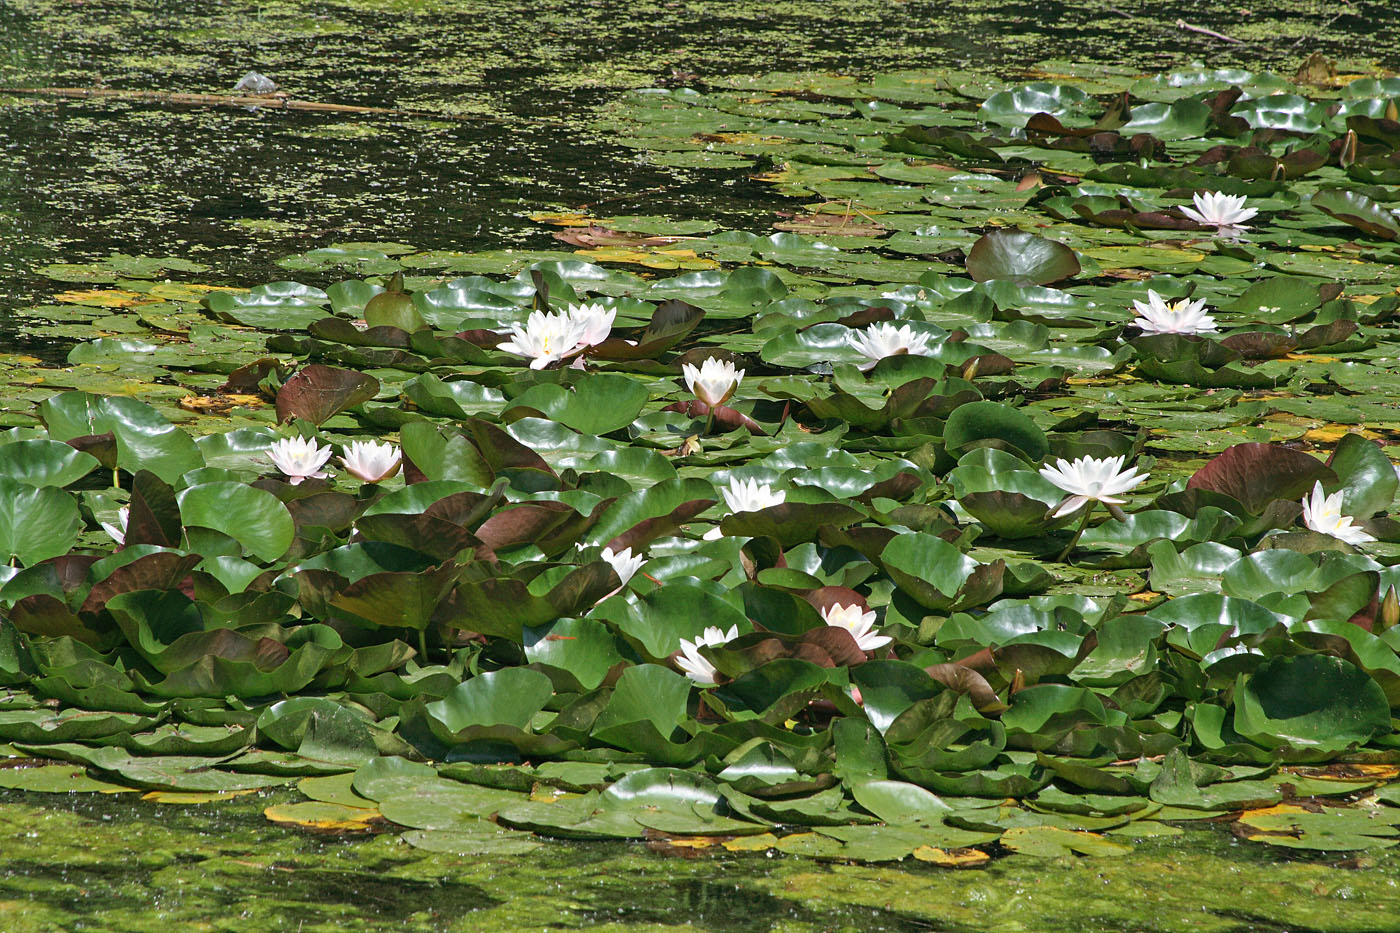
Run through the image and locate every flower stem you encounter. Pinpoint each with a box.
[1055,504,1096,564]
[703,407,715,436]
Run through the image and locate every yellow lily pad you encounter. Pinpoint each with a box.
[722,833,780,852]
[528,211,598,227]
[142,790,258,805]
[912,845,991,867]
[263,801,387,834]
[54,289,159,308]
[1238,804,1312,829]
[145,282,244,302]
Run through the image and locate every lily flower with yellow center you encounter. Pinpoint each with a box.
[498,310,588,369]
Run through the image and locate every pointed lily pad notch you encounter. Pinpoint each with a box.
[275,365,380,425]
[363,272,429,332]
[966,230,1080,286]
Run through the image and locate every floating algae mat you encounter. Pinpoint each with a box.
[2,789,1400,932]
[10,11,1400,930]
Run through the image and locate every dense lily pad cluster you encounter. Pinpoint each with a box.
[10,64,1400,860]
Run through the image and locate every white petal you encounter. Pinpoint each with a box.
[1052,495,1090,518]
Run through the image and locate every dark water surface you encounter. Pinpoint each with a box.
[1,0,1395,305]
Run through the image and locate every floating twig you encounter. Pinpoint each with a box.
[1175,19,1244,44]
[575,186,669,211]
[0,86,529,123]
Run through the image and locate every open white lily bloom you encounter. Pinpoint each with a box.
[821,603,891,652]
[566,302,616,347]
[675,624,739,685]
[848,322,934,371]
[1131,290,1218,336]
[341,440,402,483]
[702,478,787,539]
[1180,191,1258,235]
[601,545,645,585]
[1039,455,1148,518]
[722,478,785,513]
[498,310,588,369]
[101,507,129,546]
[682,358,745,407]
[268,436,334,485]
[1301,481,1375,546]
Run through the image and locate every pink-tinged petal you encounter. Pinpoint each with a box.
[1052,495,1090,518]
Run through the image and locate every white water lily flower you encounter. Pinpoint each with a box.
[1039,455,1149,518]
[820,602,891,652]
[498,309,588,369]
[601,545,645,585]
[1131,290,1218,336]
[675,624,739,685]
[566,302,616,347]
[682,357,745,407]
[268,436,334,485]
[848,322,934,371]
[100,507,129,546]
[1180,191,1258,235]
[1301,481,1375,546]
[722,478,785,514]
[341,440,402,483]
[702,478,787,540]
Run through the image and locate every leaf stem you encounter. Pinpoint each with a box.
[1055,503,1096,564]
[417,629,430,664]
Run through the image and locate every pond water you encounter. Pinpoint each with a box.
[5,1,1400,929]
[1,0,1396,353]
[3,786,1400,931]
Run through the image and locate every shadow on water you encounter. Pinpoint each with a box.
[573,877,941,932]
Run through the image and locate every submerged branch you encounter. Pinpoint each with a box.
[0,86,538,123]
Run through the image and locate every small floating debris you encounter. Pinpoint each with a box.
[232,71,279,95]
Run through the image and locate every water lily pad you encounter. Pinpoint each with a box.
[275,365,380,425]
[966,230,1080,286]
[177,482,294,562]
[0,479,81,567]
[1234,656,1391,755]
